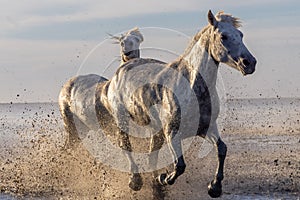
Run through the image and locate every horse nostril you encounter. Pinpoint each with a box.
[242,59,250,66]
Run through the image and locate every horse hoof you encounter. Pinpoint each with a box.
[157,173,167,185]
[157,173,177,185]
[208,181,222,198]
[129,174,143,191]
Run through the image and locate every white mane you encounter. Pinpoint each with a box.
[111,27,144,43]
[215,11,242,28]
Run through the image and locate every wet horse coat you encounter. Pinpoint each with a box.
[59,11,256,198]
[59,27,144,142]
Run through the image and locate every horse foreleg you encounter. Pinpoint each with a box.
[149,131,164,171]
[148,131,166,198]
[118,130,143,191]
[158,131,186,185]
[207,137,227,198]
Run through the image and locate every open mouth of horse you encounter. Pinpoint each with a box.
[124,51,134,57]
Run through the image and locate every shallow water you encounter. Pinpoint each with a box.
[0,98,299,199]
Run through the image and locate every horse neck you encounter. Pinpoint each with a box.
[181,29,219,90]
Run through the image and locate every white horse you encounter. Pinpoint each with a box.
[58,27,143,139]
[110,27,144,64]
[59,10,256,198]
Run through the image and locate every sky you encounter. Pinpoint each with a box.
[0,0,299,103]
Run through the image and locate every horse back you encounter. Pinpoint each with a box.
[107,58,184,129]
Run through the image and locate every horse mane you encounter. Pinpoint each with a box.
[216,11,242,28]
[181,11,241,58]
[109,27,144,44]
[126,27,144,42]
[181,25,211,57]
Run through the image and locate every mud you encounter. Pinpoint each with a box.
[0,101,299,199]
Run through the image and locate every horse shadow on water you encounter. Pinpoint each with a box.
[59,10,256,198]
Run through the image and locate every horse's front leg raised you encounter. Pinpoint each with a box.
[206,126,227,198]
[157,130,186,185]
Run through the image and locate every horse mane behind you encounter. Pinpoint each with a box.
[126,27,144,42]
[109,27,144,43]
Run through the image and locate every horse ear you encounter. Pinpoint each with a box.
[208,10,217,27]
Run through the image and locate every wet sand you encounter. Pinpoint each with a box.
[0,100,299,199]
[1,132,299,199]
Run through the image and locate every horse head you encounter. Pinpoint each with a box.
[119,27,144,62]
[207,10,257,75]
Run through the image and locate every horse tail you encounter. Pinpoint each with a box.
[58,77,80,148]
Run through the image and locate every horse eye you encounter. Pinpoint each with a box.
[221,34,228,41]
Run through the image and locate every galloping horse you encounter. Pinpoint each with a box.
[59,11,256,198]
[58,26,143,144]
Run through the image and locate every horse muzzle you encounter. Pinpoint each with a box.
[123,50,140,61]
[240,56,257,75]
